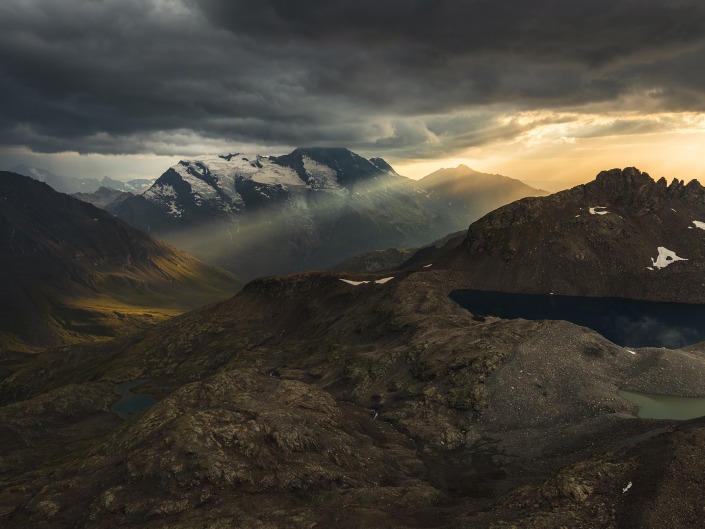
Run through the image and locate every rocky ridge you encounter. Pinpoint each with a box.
[446,167,705,302]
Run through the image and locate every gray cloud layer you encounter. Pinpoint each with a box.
[2,0,705,160]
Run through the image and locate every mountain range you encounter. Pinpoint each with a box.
[0,172,241,352]
[9,165,153,194]
[2,167,705,527]
[72,187,134,210]
[110,148,545,278]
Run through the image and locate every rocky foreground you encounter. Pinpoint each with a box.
[2,265,705,528]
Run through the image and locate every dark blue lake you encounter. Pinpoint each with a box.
[450,290,705,348]
[111,379,155,420]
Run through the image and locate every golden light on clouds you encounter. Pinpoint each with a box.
[396,111,705,192]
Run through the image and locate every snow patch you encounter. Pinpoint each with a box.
[626,350,637,355]
[650,247,688,269]
[173,162,220,201]
[423,264,433,268]
[339,276,395,286]
[693,220,705,230]
[302,156,344,192]
[167,201,183,217]
[340,279,369,286]
[622,481,632,494]
[589,206,609,215]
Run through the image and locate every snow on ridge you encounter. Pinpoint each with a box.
[589,206,609,215]
[303,155,344,193]
[340,279,369,286]
[173,162,220,201]
[650,246,688,269]
[339,277,395,286]
[693,220,705,230]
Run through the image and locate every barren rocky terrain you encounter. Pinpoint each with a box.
[2,168,705,528]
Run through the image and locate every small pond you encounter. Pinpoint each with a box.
[450,290,705,348]
[111,379,155,420]
[619,390,705,420]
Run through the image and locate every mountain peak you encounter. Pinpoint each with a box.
[593,166,653,190]
[274,147,386,186]
[582,167,705,206]
[452,167,705,302]
[368,157,397,174]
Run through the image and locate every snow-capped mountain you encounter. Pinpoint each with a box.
[112,148,458,278]
[118,148,400,223]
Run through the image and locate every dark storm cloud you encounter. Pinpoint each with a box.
[197,0,705,65]
[2,0,705,159]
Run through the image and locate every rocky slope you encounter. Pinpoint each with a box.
[1,262,705,527]
[0,172,241,352]
[445,167,705,302]
[112,149,542,279]
[2,167,705,528]
[417,164,548,227]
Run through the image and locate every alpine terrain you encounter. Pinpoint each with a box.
[112,148,545,278]
[0,172,241,352]
[2,168,705,528]
[444,167,705,302]
[10,165,154,194]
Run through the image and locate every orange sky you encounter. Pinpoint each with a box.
[395,112,705,192]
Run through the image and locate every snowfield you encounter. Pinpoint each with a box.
[650,247,688,269]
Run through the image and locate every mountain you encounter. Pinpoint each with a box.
[73,187,133,209]
[101,176,154,193]
[9,165,154,194]
[5,167,705,527]
[0,172,241,352]
[112,148,463,278]
[112,149,547,280]
[443,167,705,302]
[417,164,548,226]
[2,261,705,527]
[9,164,100,194]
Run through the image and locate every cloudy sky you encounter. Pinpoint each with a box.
[2,0,705,190]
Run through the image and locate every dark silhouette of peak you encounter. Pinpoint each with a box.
[415,164,548,227]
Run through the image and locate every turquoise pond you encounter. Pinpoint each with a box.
[619,390,705,420]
